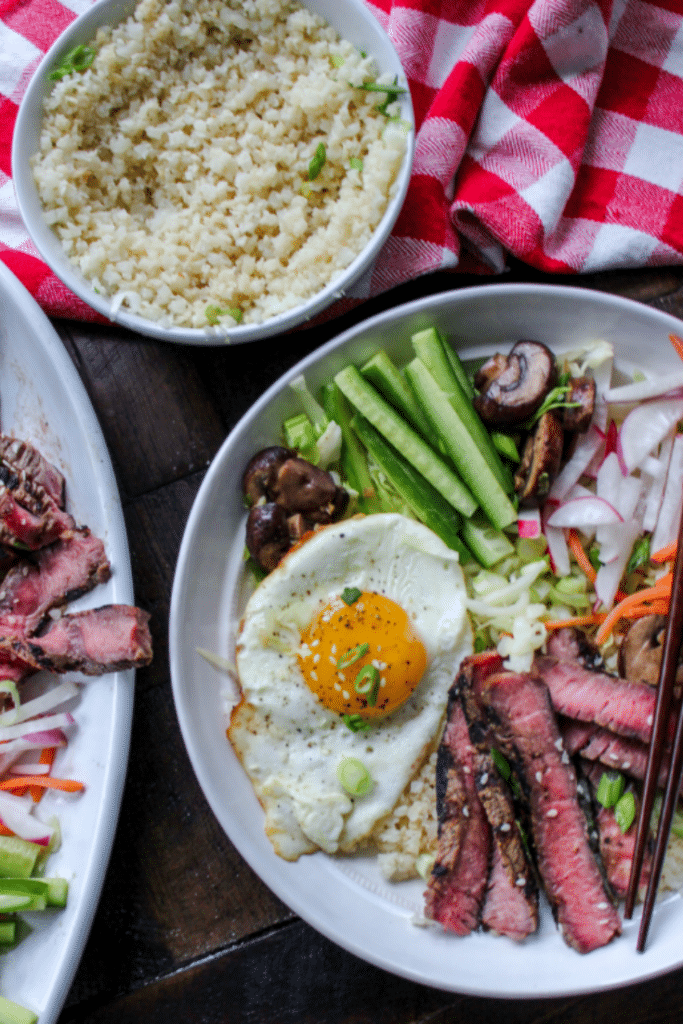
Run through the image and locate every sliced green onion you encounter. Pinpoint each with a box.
[0,680,20,726]
[342,713,370,733]
[337,642,369,669]
[627,535,651,573]
[596,770,625,809]
[330,53,344,68]
[415,852,435,880]
[490,747,511,781]
[308,142,326,180]
[341,586,362,606]
[354,664,380,705]
[615,790,636,833]
[48,44,96,81]
[349,157,363,172]
[337,757,374,796]
[206,305,242,326]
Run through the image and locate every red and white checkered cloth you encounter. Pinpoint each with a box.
[2,0,683,322]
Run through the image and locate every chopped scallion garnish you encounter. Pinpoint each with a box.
[341,586,362,605]
[205,305,242,326]
[337,757,374,797]
[352,77,407,116]
[349,157,363,172]
[615,790,636,833]
[342,713,370,733]
[490,747,511,781]
[596,770,625,809]
[48,44,96,81]
[627,535,651,573]
[337,642,369,669]
[354,664,380,705]
[308,142,326,180]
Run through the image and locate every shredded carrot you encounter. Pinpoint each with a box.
[0,776,84,793]
[30,748,57,803]
[594,574,673,645]
[651,541,677,564]
[0,824,14,838]
[567,529,596,584]
[544,612,607,631]
[669,333,683,364]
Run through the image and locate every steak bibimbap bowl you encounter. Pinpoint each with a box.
[170,284,683,996]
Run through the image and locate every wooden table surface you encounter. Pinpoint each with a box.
[47,261,683,1024]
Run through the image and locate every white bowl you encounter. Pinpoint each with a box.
[170,282,683,997]
[12,0,414,345]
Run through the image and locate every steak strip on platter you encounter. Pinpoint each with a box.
[480,669,621,953]
[0,606,152,678]
[0,437,65,509]
[0,529,110,637]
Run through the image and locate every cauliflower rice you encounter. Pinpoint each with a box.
[33,0,408,329]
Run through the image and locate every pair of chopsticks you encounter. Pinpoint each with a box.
[625,503,683,950]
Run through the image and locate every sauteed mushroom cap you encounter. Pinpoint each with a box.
[618,614,683,687]
[474,340,557,427]
[242,446,294,505]
[245,502,292,573]
[514,411,564,502]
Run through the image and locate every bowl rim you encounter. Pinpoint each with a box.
[12,0,415,345]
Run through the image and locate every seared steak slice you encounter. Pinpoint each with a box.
[0,481,74,551]
[0,437,65,509]
[480,670,621,953]
[28,605,152,675]
[545,627,604,671]
[0,529,110,637]
[424,698,490,935]
[534,654,666,745]
[457,657,538,940]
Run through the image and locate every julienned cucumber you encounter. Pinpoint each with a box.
[405,358,517,530]
[320,383,383,515]
[334,365,478,518]
[410,327,513,494]
[350,413,472,561]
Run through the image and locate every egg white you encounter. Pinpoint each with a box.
[230,513,472,861]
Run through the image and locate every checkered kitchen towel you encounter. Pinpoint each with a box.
[2,0,683,321]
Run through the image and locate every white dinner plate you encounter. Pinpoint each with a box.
[0,261,135,1020]
[170,282,683,997]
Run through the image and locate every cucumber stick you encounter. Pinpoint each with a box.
[405,358,517,530]
[320,382,383,514]
[410,327,513,493]
[334,365,477,517]
[0,996,37,1024]
[461,511,515,568]
[411,327,475,400]
[360,351,432,438]
[351,413,472,561]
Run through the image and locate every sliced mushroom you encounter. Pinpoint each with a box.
[242,446,294,506]
[618,614,683,688]
[245,502,292,573]
[562,377,596,433]
[473,340,557,427]
[274,457,348,523]
[514,411,564,502]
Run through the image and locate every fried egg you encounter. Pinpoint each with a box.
[229,513,472,860]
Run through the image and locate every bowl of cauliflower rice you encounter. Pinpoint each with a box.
[12,0,414,344]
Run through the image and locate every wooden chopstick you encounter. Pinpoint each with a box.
[624,507,683,947]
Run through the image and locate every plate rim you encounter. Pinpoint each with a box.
[0,260,135,1022]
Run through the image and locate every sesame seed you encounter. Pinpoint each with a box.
[546,808,558,818]
[480,773,488,785]
[515,877,525,887]
[462,805,469,817]
[500,822,511,832]
[535,771,543,783]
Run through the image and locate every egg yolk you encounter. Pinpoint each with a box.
[297,591,427,719]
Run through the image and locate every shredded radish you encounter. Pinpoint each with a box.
[547,495,623,530]
[651,434,683,553]
[0,711,75,742]
[0,792,54,845]
[604,371,683,403]
[618,398,683,473]
[548,426,604,502]
[518,507,542,539]
[0,680,78,727]
[643,429,676,533]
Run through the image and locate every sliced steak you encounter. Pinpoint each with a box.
[545,627,604,672]
[424,698,490,935]
[457,656,538,940]
[0,529,110,637]
[0,437,65,509]
[533,654,665,745]
[27,605,153,675]
[0,482,75,551]
[480,670,621,953]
